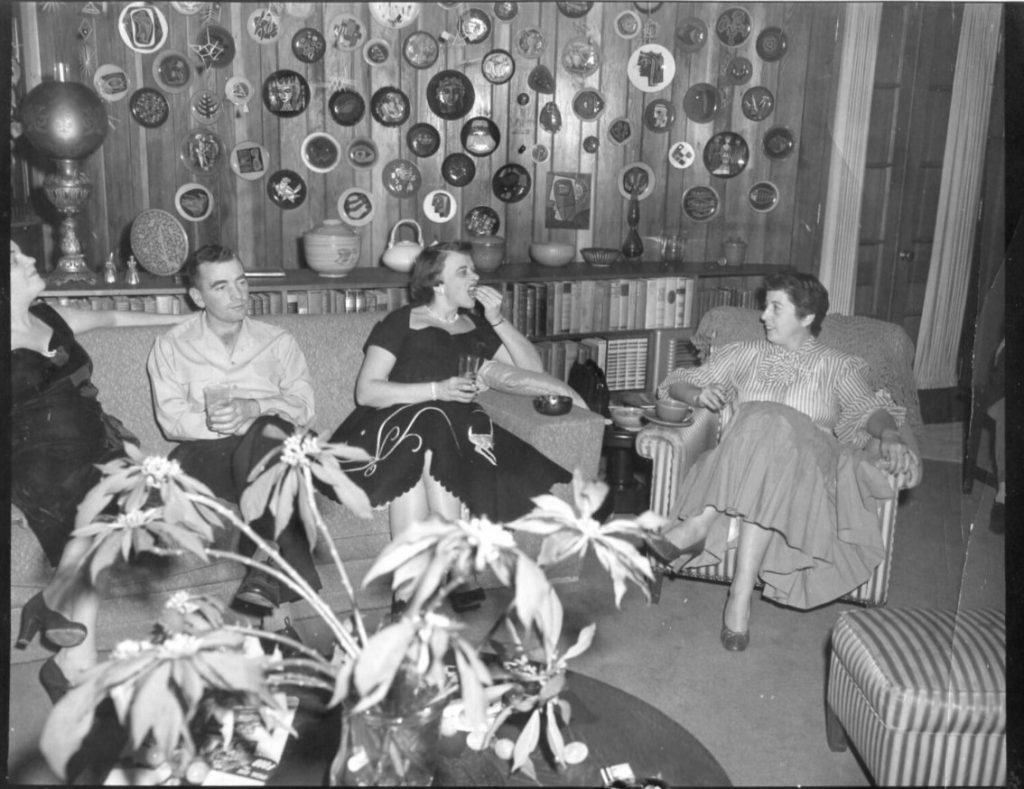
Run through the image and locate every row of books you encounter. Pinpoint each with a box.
[498,277,697,339]
[537,335,649,391]
[45,294,186,314]
[696,286,759,315]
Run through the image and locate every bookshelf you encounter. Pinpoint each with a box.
[40,262,782,392]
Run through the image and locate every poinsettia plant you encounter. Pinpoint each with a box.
[39,431,664,783]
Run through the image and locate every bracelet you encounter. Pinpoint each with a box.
[489,318,505,328]
[430,381,437,400]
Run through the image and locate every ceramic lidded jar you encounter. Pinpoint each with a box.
[303,219,360,277]
[468,234,505,272]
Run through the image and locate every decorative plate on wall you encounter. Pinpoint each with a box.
[329,88,365,126]
[427,70,475,120]
[369,2,420,28]
[371,86,410,126]
[130,88,169,128]
[230,141,270,180]
[192,25,235,69]
[618,162,655,200]
[527,64,554,94]
[607,116,633,146]
[531,143,549,163]
[407,122,441,157]
[514,27,544,59]
[442,153,476,187]
[174,183,213,222]
[643,99,676,132]
[461,116,501,156]
[328,13,367,50]
[190,89,222,124]
[224,76,254,113]
[763,126,796,159]
[263,70,310,117]
[557,1,592,18]
[302,132,342,173]
[682,184,720,222]
[675,17,707,53]
[668,140,696,169]
[130,209,188,276]
[247,7,281,44]
[266,169,307,210]
[572,89,606,121]
[615,10,642,39]
[627,43,675,93]
[715,7,752,47]
[403,31,439,69]
[482,49,515,84]
[152,50,192,93]
[683,82,720,123]
[337,188,375,227]
[118,2,168,54]
[423,189,457,223]
[458,8,492,43]
[748,181,780,212]
[492,163,531,202]
[382,158,422,198]
[756,26,788,61]
[94,64,130,101]
[346,137,378,169]
[726,56,753,85]
[292,27,326,63]
[562,37,602,78]
[493,2,519,23]
[180,129,223,173]
[363,38,391,66]
[583,135,599,153]
[741,86,775,121]
[704,131,749,178]
[464,206,500,237]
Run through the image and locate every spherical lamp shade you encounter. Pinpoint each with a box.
[20,79,108,160]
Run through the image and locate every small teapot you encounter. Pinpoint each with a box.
[382,219,424,273]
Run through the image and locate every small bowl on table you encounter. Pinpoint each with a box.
[529,242,575,267]
[655,397,692,424]
[581,247,623,267]
[609,405,644,431]
[533,394,573,416]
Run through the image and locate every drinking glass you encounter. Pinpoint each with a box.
[457,354,482,382]
[203,383,234,414]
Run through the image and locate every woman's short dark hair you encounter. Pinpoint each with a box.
[186,244,238,285]
[408,241,473,305]
[762,272,829,336]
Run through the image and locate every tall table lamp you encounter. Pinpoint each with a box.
[19,63,109,285]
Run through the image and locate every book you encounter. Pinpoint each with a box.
[579,280,595,333]
[593,280,609,332]
[560,281,573,334]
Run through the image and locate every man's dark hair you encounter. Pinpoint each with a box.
[408,241,473,305]
[762,271,830,336]
[186,244,239,286]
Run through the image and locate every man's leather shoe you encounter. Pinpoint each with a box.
[234,566,280,611]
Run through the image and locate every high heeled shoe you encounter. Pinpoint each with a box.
[17,592,88,649]
[720,601,750,652]
[39,657,72,703]
[644,534,706,571]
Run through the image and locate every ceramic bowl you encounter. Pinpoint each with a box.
[580,247,623,267]
[533,394,573,416]
[655,397,691,423]
[529,241,575,267]
[609,405,644,430]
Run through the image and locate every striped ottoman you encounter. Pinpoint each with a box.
[825,608,1005,786]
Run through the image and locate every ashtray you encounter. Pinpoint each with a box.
[533,394,573,416]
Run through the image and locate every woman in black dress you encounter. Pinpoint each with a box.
[331,243,571,594]
[10,241,185,699]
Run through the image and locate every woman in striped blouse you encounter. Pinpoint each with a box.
[652,272,919,652]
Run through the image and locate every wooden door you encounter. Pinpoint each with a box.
[854,3,963,343]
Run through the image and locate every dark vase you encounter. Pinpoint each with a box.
[622,194,644,259]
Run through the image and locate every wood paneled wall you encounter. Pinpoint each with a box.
[17,1,843,274]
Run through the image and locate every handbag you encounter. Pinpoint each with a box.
[568,359,611,417]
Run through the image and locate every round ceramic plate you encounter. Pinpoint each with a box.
[583,135,599,153]
[94,64,130,101]
[531,143,550,163]
[562,37,602,78]
[492,163,531,202]
[427,70,475,121]
[607,116,633,146]
[403,30,439,69]
[118,2,168,53]
[615,10,642,39]
[247,7,281,43]
[423,189,457,223]
[482,49,515,84]
[363,38,391,67]
[572,89,606,121]
[675,17,707,53]
[704,131,749,178]
[643,414,695,429]
[180,129,223,173]
[742,86,775,121]
[292,27,326,63]
[328,13,366,50]
[527,64,555,94]
[152,50,192,93]
[683,82,719,123]
[557,1,592,18]
[190,89,222,124]
[369,2,420,28]
[682,185,720,222]
[193,24,235,69]
[643,99,676,132]
[464,206,500,237]
[493,2,519,22]
[329,88,365,126]
[174,183,213,222]
[371,86,410,127]
[230,141,270,180]
[757,26,788,61]
[263,70,310,117]
[749,181,780,212]
[462,116,501,157]
[224,76,254,110]
[514,27,544,58]
[458,8,492,43]
[347,137,378,169]
[627,43,675,92]
[763,126,796,159]
[619,162,655,200]
[727,56,753,85]
[130,88,169,128]
[715,7,752,47]
[668,140,696,169]
[407,122,441,157]
[130,208,188,276]
[381,158,422,198]
[266,169,307,210]
[337,187,375,227]
[442,152,476,187]
[301,132,341,173]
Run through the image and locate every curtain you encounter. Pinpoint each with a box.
[913,4,1002,389]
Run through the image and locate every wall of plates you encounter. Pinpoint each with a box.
[17,1,843,274]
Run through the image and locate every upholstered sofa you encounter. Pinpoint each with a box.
[11,312,604,665]
[636,306,923,607]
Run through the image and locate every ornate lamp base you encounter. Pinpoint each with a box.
[44,159,97,286]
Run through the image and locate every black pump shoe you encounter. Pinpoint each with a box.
[17,592,88,649]
[644,534,706,570]
[39,657,72,703]
[449,584,485,613]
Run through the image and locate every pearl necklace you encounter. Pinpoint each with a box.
[427,305,460,324]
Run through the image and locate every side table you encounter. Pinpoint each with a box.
[601,425,649,515]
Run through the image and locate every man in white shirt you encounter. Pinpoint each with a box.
[147,245,317,611]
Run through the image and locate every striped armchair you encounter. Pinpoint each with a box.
[635,307,922,607]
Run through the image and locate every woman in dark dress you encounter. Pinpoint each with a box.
[330,243,571,593]
[10,241,185,699]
